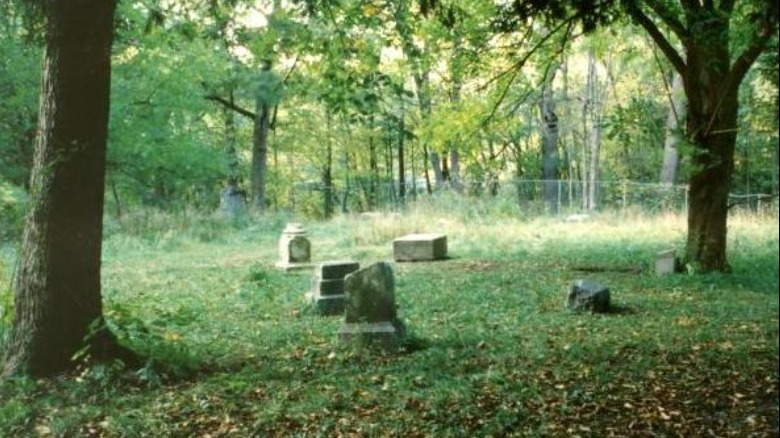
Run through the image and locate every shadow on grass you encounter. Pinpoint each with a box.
[605,303,638,315]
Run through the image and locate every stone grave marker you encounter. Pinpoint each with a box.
[338,262,405,352]
[276,223,312,270]
[655,249,676,276]
[393,233,447,262]
[311,261,360,315]
[567,279,611,313]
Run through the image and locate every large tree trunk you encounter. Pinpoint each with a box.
[659,73,685,184]
[3,0,132,377]
[682,39,738,272]
[539,65,560,213]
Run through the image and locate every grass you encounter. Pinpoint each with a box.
[0,205,778,437]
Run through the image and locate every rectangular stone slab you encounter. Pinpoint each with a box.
[393,233,447,261]
[318,261,360,280]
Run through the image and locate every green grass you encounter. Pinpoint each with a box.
[0,208,778,437]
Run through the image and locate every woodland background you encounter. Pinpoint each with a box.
[1,0,777,237]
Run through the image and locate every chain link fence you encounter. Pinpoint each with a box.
[280,178,778,219]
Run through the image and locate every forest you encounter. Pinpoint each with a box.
[0,0,776,222]
[0,0,778,437]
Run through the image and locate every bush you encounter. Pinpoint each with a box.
[0,182,26,242]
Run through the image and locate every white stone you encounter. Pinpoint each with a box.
[393,233,447,261]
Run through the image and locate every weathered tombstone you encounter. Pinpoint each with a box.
[311,261,360,315]
[338,262,405,352]
[567,279,610,313]
[655,249,676,276]
[393,233,447,262]
[276,223,312,271]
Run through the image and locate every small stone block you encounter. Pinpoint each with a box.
[655,249,676,276]
[313,278,346,297]
[314,295,346,316]
[393,233,447,261]
[338,321,399,352]
[318,261,360,280]
[568,279,610,313]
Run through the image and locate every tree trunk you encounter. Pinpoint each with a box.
[448,149,461,191]
[252,66,272,214]
[539,65,560,213]
[368,114,378,208]
[412,72,443,191]
[430,151,444,189]
[682,40,738,272]
[220,92,246,217]
[323,110,334,217]
[659,72,685,184]
[3,0,134,377]
[585,49,602,211]
[398,101,406,204]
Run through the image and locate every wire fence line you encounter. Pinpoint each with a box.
[283,178,779,218]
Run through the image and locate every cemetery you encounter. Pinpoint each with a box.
[0,0,777,436]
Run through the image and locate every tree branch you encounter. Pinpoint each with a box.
[677,0,702,14]
[628,5,687,75]
[644,0,688,39]
[204,93,255,119]
[726,32,773,93]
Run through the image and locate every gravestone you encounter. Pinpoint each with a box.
[311,261,360,315]
[393,233,447,262]
[655,249,676,276]
[338,262,405,352]
[567,279,610,313]
[276,223,312,271]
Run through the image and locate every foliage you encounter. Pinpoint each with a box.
[0,11,40,189]
[0,209,777,436]
[0,181,26,242]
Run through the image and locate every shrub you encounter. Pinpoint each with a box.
[0,182,26,242]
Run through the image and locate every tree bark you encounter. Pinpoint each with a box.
[3,0,134,377]
[682,35,737,272]
[583,48,602,211]
[252,63,273,214]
